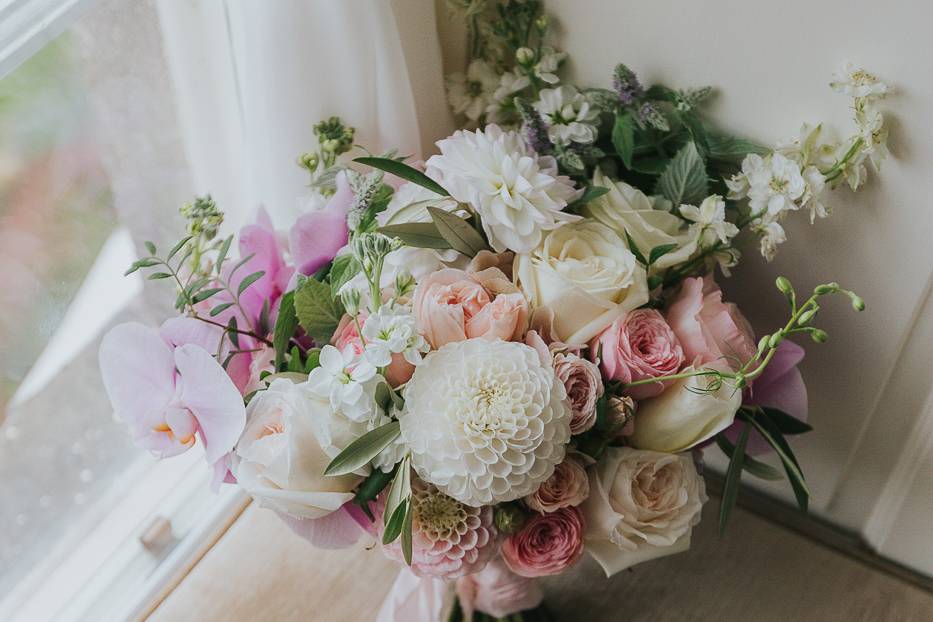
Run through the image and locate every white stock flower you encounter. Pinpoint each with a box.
[487,70,532,123]
[582,447,707,577]
[856,109,889,169]
[830,63,891,101]
[426,124,581,253]
[730,153,806,217]
[233,378,361,519]
[399,338,572,507]
[533,48,566,84]
[362,306,429,367]
[306,345,379,421]
[534,86,599,146]
[447,59,500,122]
[679,195,738,246]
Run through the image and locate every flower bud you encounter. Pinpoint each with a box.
[768,331,784,349]
[775,276,793,296]
[797,307,818,325]
[494,503,528,535]
[321,138,341,153]
[340,288,362,316]
[814,282,840,295]
[515,47,535,66]
[809,328,829,343]
[297,152,319,172]
[850,295,866,311]
[606,395,636,439]
[535,14,549,32]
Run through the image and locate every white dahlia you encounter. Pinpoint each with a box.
[426,124,581,254]
[382,477,497,579]
[399,338,572,507]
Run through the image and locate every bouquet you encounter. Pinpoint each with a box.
[99,1,892,619]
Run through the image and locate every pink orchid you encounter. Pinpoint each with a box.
[288,171,353,276]
[99,321,246,466]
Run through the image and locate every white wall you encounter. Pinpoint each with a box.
[435,0,933,573]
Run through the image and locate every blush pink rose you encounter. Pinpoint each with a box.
[331,313,414,386]
[553,353,603,434]
[525,454,590,513]
[455,558,544,619]
[665,276,756,371]
[501,506,585,577]
[412,268,528,348]
[593,309,685,399]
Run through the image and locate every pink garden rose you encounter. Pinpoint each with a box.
[288,171,353,276]
[455,558,544,619]
[594,309,685,399]
[524,454,590,513]
[553,353,603,434]
[411,267,528,348]
[665,275,756,371]
[501,506,585,577]
[332,313,415,386]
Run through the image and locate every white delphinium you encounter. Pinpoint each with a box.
[399,338,572,507]
[727,152,806,217]
[486,70,532,123]
[532,47,566,85]
[752,220,787,262]
[307,345,380,421]
[679,195,739,247]
[426,124,581,253]
[447,59,501,122]
[830,63,891,101]
[534,85,599,146]
[362,305,429,368]
[856,108,889,171]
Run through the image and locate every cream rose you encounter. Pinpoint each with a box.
[581,170,698,271]
[233,377,362,519]
[629,362,741,453]
[515,221,649,345]
[582,447,707,577]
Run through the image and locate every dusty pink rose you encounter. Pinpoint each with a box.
[412,267,528,348]
[553,353,603,434]
[331,313,414,386]
[455,558,544,618]
[665,275,756,371]
[501,506,585,577]
[525,454,590,513]
[594,309,685,399]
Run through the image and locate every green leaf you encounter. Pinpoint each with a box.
[237,270,265,296]
[401,501,414,565]
[648,243,679,266]
[147,272,173,280]
[354,463,398,507]
[125,258,160,275]
[677,111,709,156]
[354,156,450,197]
[631,156,670,175]
[286,346,305,373]
[167,236,194,263]
[378,222,452,250]
[383,198,454,226]
[745,414,810,511]
[715,433,782,481]
[719,424,748,534]
[382,499,408,544]
[215,235,233,274]
[229,253,256,278]
[655,141,708,206]
[612,113,637,168]
[329,254,361,299]
[304,347,321,372]
[428,206,488,257]
[191,287,223,303]
[323,420,401,476]
[293,277,345,344]
[144,241,157,255]
[760,406,813,435]
[623,231,648,265]
[209,302,235,317]
[226,316,240,348]
[707,133,770,163]
[566,185,609,211]
[384,456,411,527]
[272,291,297,371]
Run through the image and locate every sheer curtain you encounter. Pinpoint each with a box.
[157,0,454,230]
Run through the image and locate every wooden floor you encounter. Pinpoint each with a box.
[148,500,933,621]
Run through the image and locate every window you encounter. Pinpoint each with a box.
[0,1,246,619]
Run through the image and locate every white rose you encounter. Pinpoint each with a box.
[233,378,362,519]
[582,447,707,577]
[582,170,698,271]
[515,221,649,345]
[629,363,741,453]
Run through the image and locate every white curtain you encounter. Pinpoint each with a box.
[156,0,454,230]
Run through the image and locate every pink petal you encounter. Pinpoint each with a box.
[276,504,365,549]
[174,344,246,464]
[99,322,176,436]
[288,173,352,276]
[161,316,224,351]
